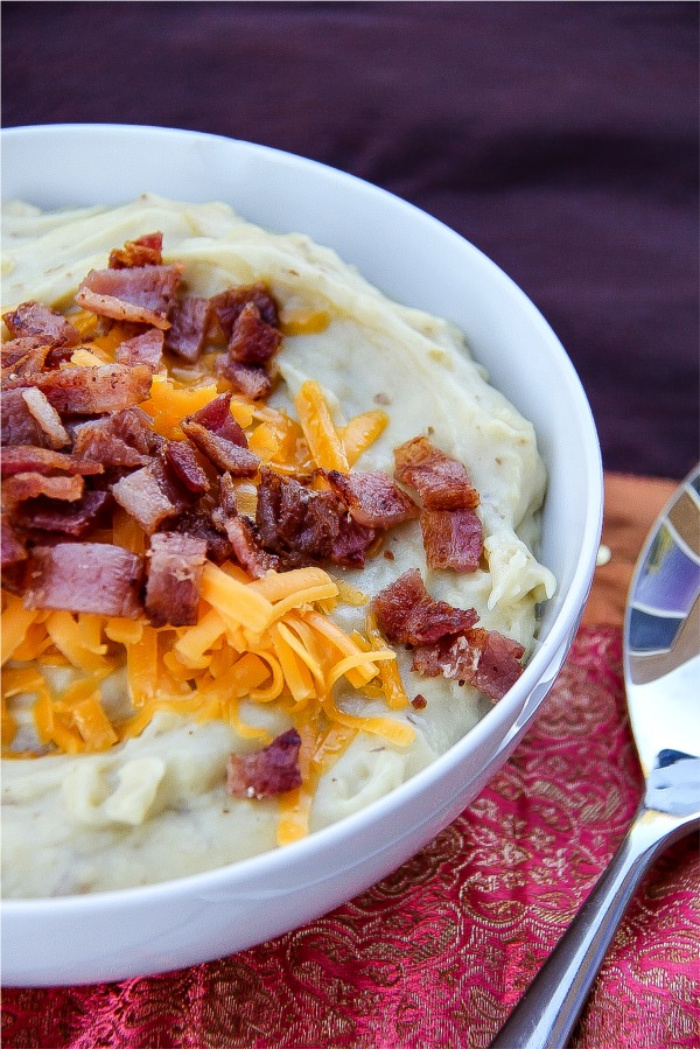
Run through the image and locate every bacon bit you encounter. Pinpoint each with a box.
[164,297,211,363]
[210,282,280,337]
[373,570,477,646]
[184,392,247,444]
[412,628,525,702]
[1,337,51,379]
[1,388,50,447]
[394,435,480,511]
[164,439,210,493]
[145,532,207,627]
[411,693,427,710]
[324,469,419,529]
[109,232,163,269]
[168,506,233,564]
[14,490,111,538]
[224,516,280,579]
[1,514,27,567]
[181,420,261,477]
[0,446,103,477]
[20,387,70,449]
[114,328,164,370]
[384,549,395,560]
[218,359,272,401]
[13,363,153,415]
[22,543,144,617]
[76,265,182,329]
[2,301,80,347]
[420,507,483,572]
[227,302,282,367]
[331,513,378,568]
[3,472,84,505]
[226,728,302,799]
[111,460,191,535]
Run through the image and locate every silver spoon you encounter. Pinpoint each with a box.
[491,465,700,1049]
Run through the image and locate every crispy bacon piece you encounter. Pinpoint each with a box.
[182,420,260,477]
[11,363,153,415]
[226,729,302,800]
[13,490,111,538]
[19,387,70,449]
[2,301,79,347]
[210,282,280,338]
[109,232,163,269]
[72,407,163,469]
[75,265,182,329]
[111,460,191,534]
[373,569,477,646]
[181,394,259,477]
[227,302,282,367]
[164,439,210,493]
[394,436,480,511]
[164,297,211,363]
[114,328,164,370]
[22,542,143,618]
[1,337,51,379]
[167,506,233,564]
[0,446,103,477]
[185,393,247,443]
[324,470,419,529]
[412,628,525,702]
[420,508,483,572]
[1,388,50,447]
[224,515,280,578]
[331,514,379,568]
[3,472,84,505]
[217,359,272,401]
[145,532,207,627]
[1,514,27,567]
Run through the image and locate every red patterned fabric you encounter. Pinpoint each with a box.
[3,627,699,1048]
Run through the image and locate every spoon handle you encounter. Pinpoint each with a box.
[490,805,695,1049]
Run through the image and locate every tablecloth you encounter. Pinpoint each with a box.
[3,472,698,1048]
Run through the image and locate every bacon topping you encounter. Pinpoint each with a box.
[412,629,525,702]
[420,508,483,572]
[75,265,182,329]
[3,472,84,505]
[0,446,103,477]
[394,436,480,511]
[163,297,211,363]
[20,387,70,449]
[1,514,27,567]
[145,532,207,627]
[111,460,191,535]
[373,569,477,646]
[1,388,50,447]
[13,489,111,538]
[324,469,419,529]
[1,337,51,379]
[218,359,272,401]
[227,302,282,367]
[22,543,143,618]
[11,363,153,415]
[109,232,163,269]
[2,302,79,347]
[224,515,280,578]
[114,328,164,370]
[164,439,210,493]
[210,282,280,337]
[226,728,302,799]
[181,394,259,477]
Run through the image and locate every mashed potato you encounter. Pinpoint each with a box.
[1,197,555,897]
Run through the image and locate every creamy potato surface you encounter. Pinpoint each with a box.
[1,197,555,897]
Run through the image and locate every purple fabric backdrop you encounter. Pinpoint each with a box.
[2,1,698,478]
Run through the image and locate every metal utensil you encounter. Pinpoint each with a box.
[491,465,700,1049]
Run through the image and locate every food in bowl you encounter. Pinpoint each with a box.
[1,195,555,897]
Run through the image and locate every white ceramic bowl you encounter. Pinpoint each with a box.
[1,124,602,986]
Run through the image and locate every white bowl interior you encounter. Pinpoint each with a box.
[0,125,602,984]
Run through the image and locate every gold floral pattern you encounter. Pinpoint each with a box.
[3,627,699,1048]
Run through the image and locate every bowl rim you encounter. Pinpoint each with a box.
[0,122,603,913]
